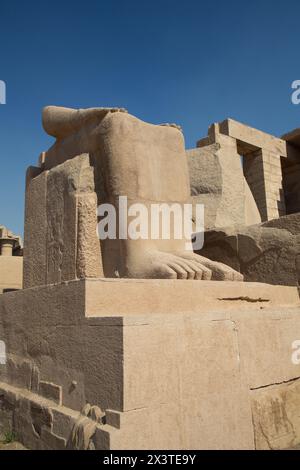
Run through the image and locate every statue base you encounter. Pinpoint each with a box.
[0,279,300,450]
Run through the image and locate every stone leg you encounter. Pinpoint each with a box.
[92,112,243,281]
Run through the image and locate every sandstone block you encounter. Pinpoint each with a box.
[39,381,62,405]
[198,213,300,286]
[23,154,102,288]
[187,141,261,230]
[23,168,47,288]
[251,380,300,450]
[1,280,300,449]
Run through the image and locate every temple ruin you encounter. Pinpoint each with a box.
[190,119,300,287]
[1,108,300,450]
[0,226,23,293]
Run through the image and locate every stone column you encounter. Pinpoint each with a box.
[0,238,15,256]
[243,149,286,221]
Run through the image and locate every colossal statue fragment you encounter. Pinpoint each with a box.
[24,106,243,286]
[3,109,300,451]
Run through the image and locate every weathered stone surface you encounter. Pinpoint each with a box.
[218,118,287,157]
[51,408,77,441]
[0,224,22,292]
[0,225,22,257]
[5,108,300,452]
[188,139,261,230]
[282,127,300,149]
[42,106,128,169]
[85,278,299,317]
[0,392,14,440]
[0,280,300,449]
[282,156,300,215]
[198,213,300,286]
[23,168,48,288]
[40,427,66,450]
[23,154,103,288]
[69,403,106,449]
[0,257,23,292]
[4,356,34,390]
[251,380,300,450]
[77,193,103,278]
[46,153,99,284]
[196,119,287,222]
[39,106,242,282]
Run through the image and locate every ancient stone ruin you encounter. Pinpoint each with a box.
[1,107,300,449]
[192,119,300,286]
[0,226,22,293]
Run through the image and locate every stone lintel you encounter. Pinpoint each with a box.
[219,118,287,157]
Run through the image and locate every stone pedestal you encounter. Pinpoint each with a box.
[0,279,300,450]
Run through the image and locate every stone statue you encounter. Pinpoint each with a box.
[40,106,243,281]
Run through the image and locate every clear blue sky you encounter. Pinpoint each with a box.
[1,0,300,236]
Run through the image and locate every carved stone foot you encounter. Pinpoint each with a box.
[124,250,243,281]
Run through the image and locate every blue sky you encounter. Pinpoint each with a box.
[1,0,300,236]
